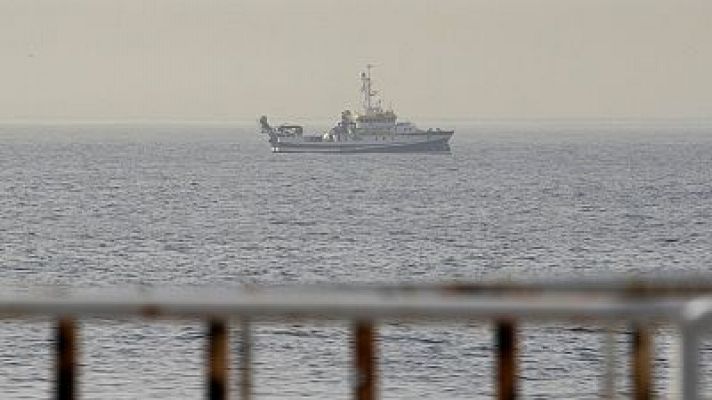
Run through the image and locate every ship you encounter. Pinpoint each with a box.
[259,65,454,153]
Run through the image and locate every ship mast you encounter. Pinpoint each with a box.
[361,64,379,114]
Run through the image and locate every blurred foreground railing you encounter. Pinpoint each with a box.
[3,280,712,400]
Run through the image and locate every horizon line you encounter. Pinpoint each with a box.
[2,117,712,125]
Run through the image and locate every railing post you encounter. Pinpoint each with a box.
[631,324,652,400]
[207,319,229,400]
[239,320,252,400]
[353,321,377,400]
[55,317,77,400]
[495,320,517,400]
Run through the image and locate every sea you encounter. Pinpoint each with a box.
[0,121,711,399]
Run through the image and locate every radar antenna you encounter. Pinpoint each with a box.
[360,64,380,113]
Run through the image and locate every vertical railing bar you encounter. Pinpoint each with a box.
[208,319,229,400]
[667,325,681,400]
[680,324,699,400]
[602,324,617,399]
[353,321,376,400]
[56,317,77,400]
[239,320,252,400]
[495,320,517,400]
[632,324,652,400]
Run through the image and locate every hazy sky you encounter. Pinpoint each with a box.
[1,0,711,121]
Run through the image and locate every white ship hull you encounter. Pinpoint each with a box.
[271,132,453,153]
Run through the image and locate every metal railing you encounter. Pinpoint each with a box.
[3,279,712,400]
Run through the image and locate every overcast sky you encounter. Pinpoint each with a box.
[1,0,711,121]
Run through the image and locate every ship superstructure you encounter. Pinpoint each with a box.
[260,66,454,153]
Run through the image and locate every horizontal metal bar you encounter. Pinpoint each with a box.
[197,278,712,297]
[431,278,712,295]
[0,290,693,322]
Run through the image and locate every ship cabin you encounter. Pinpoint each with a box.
[354,110,422,137]
[355,110,397,134]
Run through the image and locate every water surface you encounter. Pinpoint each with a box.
[1,121,711,398]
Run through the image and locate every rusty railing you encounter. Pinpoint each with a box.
[2,280,712,400]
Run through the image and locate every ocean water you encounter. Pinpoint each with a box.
[0,121,711,399]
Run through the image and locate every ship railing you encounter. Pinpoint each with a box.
[3,279,712,400]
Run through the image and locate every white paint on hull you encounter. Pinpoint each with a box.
[272,133,453,153]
